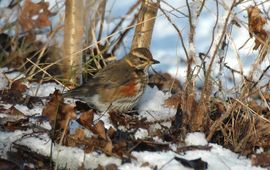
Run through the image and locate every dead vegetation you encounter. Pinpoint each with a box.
[0,0,270,169]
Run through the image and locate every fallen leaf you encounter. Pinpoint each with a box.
[60,103,76,129]
[94,120,106,140]
[73,128,85,140]
[164,92,182,108]
[66,128,85,147]
[149,73,182,94]
[132,140,169,152]
[0,158,20,170]
[11,78,27,93]
[247,6,269,57]
[42,90,63,123]
[79,110,94,125]
[105,163,117,170]
[174,157,208,170]
[252,153,270,167]
[0,78,28,104]
[19,0,53,31]
[103,139,113,155]
[7,106,25,117]
[4,118,30,131]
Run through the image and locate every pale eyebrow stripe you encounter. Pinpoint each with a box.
[132,51,148,59]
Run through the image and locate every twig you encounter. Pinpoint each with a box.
[197,0,206,17]
[97,0,107,41]
[111,14,137,54]
[160,0,188,17]
[159,7,188,59]
[206,0,219,56]
[107,0,141,43]
[258,88,270,111]
[26,58,68,90]
[202,0,236,101]
[251,65,270,89]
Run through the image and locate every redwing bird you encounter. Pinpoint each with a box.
[63,48,159,112]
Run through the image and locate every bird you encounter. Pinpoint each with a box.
[63,47,159,112]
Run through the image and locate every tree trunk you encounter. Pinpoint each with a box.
[62,0,84,85]
[131,0,160,49]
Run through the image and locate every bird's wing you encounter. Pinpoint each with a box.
[95,63,137,102]
[95,61,133,87]
[63,60,134,100]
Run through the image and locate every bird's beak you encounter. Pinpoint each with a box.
[151,58,160,64]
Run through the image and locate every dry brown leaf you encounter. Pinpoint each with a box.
[192,102,208,131]
[262,91,270,101]
[249,101,263,114]
[253,115,270,148]
[208,99,226,121]
[112,138,127,157]
[0,158,20,170]
[213,100,226,114]
[105,164,118,170]
[164,92,182,108]
[247,6,268,50]
[59,104,76,129]
[80,110,94,125]
[4,118,30,131]
[66,128,85,147]
[11,79,27,93]
[19,0,52,31]
[7,106,25,117]
[95,164,105,170]
[103,139,113,155]
[252,153,270,167]
[107,127,116,138]
[42,90,63,122]
[94,120,106,140]
[149,73,182,94]
[75,128,85,140]
[42,90,76,135]
[0,78,28,104]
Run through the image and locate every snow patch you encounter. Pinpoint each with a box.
[27,82,66,97]
[137,86,176,122]
[263,21,270,33]
[185,132,208,146]
[0,68,25,90]
[135,128,148,140]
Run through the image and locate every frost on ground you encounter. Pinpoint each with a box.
[0,127,265,170]
[137,86,176,122]
[185,132,208,146]
[0,80,267,170]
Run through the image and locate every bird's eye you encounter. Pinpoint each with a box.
[139,58,145,62]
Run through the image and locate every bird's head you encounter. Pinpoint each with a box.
[124,48,159,71]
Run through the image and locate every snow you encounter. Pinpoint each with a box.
[185,132,208,146]
[3,130,263,170]
[15,133,122,169]
[263,21,270,33]
[130,144,265,170]
[137,86,177,122]
[27,82,66,97]
[14,104,43,116]
[134,128,149,140]
[0,73,8,90]
[0,68,25,90]
[0,130,33,158]
[181,144,264,170]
